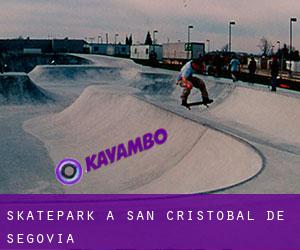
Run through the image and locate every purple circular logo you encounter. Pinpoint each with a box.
[55,158,83,185]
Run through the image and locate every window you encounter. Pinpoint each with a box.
[94,47,99,52]
[146,48,149,54]
[122,47,126,52]
[134,48,137,54]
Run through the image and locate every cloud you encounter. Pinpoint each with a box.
[0,0,299,52]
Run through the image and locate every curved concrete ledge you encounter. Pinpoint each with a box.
[210,87,300,146]
[24,86,263,194]
[0,73,51,104]
[29,65,122,84]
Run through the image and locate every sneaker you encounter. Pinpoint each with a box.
[181,100,188,106]
[202,97,213,104]
[181,100,191,110]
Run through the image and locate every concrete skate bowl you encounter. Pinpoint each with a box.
[77,54,142,69]
[210,87,300,147]
[24,85,263,194]
[131,72,176,95]
[1,53,91,73]
[29,65,123,85]
[0,73,51,105]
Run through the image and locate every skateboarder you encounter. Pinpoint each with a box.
[176,59,212,108]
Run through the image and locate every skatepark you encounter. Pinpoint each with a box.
[1,54,300,194]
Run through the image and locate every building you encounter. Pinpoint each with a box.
[130,45,163,61]
[286,61,300,73]
[87,43,130,57]
[162,42,205,64]
[51,39,86,53]
[0,38,86,53]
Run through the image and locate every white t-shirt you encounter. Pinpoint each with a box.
[177,61,195,81]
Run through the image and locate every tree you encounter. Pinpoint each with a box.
[258,37,272,56]
[221,44,229,52]
[144,31,152,45]
[128,34,133,45]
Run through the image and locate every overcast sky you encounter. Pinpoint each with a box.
[0,0,299,53]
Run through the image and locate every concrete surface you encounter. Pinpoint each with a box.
[0,54,299,194]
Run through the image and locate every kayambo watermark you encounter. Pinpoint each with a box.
[55,128,168,185]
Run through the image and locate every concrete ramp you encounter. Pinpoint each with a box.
[74,54,142,69]
[211,87,300,146]
[0,73,51,104]
[131,72,176,95]
[29,65,123,84]
[28,62,178,100]
[24,86,262,194]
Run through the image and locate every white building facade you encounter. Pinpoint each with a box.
[162,42,205,64]
[88,44,130,57]
[130,45,163,61]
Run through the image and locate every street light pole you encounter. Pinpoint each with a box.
[153,30,158,54]
[289,17,297,77]
[153,30,158,45]
[206,39,210,53]
[106,33,109,44]
[229,21,236,52]
[188,25,194,59]
[277,41,283,78]
[115,34,119,45]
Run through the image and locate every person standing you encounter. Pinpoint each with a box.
[213,54,222,77]
[248,57,257,82]
[229,55,240,82]
[270,56,279,92]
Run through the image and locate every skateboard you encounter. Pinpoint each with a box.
[182,100,214,110]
